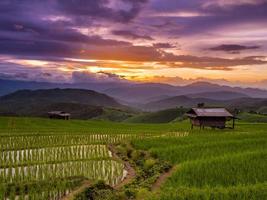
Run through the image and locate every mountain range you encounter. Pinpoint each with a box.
[186,91,249,100]
[1,79,267,103]
[0,88,130,119]
[0,79,129,97]
[143,95,267,111]
[0,79,267,116]
[104,82,267,103]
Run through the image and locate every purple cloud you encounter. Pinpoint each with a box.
[153,43,176,49]
[72,71,128,83]
[112,30,153,40]
[0,0,267,86]
[57,0,148,22]
[209,44,261,53]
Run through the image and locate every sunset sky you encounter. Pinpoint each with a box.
[0,0,267,88]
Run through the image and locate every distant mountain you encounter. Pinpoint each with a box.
[104,83,181,103]
[181,82,267,98]
[226,98,267,112]
[105,81,267,104]
[144,95,173,103]
[1,79,267,105]
[187,91,249,100]
[0,79,54,96]
[1,88,121,107]
[144,96,221,111]
[0,88,126,118]
[0,79,131,96]
[143,95,267,111]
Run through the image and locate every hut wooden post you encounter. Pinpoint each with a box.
[232,117,235,129]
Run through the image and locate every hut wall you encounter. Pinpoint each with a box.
[199,117,226,128]
[49,114,69,120]
[191,118,201,126]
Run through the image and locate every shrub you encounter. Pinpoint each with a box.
[144,159,156,170]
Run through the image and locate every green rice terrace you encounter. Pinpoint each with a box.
[0,117,266,200]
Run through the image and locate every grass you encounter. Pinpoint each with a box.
[93,108,135,122]
[257,106,267,115]
[132,122,267,200]
[134,131,267,163]
[166,151,267,187]
[159,183,267,200]
[0,116,189,136]
[125,108,187,123]
[0,116,267,199]
[238,112,267,123]
[0,116,188,199]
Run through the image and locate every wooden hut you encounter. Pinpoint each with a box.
[186,108,235,129]
[48,111,70,120]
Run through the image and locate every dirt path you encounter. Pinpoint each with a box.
[151,165,177,192]
[62,180,91,200]
[108,145,136,189]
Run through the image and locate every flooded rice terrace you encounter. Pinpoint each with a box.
[0,132,188,199]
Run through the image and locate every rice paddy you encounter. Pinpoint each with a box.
[0,117,188,199]
[0,117,266,199]
[133,125,267,200]
[0,134,127,199]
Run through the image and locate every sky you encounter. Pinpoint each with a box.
[0,0,267,88]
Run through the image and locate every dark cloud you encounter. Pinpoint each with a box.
[147,0,267,36]
[0,60,69,82]
[0,39,76,58]
[149,0,203,12]
[143,75,267,89]
[0,0,137,61]
[46,30,131,46]
[112,30,153,40]
[0,0,148,23]
[0,0,267,82]
[209,44,261,52]
[155,54,267,70]
[153,43,176,48]
[72,71,128,83]
[0,72,27,80]
[0,0,146,60]
[57,0,148,23]
[0,22,131,58]
[0,36,266,71]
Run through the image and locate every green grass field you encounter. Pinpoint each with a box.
[133,123,267,199]
[0,116,266,199]
[125,108,187,123]
[238,112,267,123]
[0,116,189,135]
